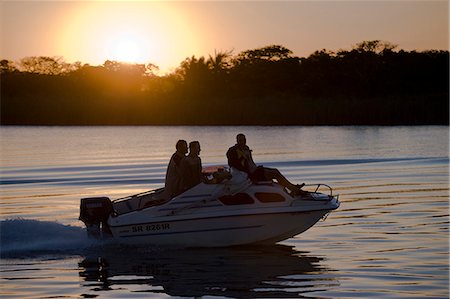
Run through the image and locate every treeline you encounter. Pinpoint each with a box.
[1,41,448,125]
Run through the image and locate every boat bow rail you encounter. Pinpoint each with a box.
[304,183,336,197]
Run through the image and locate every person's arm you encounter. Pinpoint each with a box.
[199,160,210,183]
[227,147,246,172]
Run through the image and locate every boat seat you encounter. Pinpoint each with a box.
[114,200,138,215]
[113,191,167,215]
[141,197,170,209]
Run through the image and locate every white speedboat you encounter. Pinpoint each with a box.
[79,168,339,247]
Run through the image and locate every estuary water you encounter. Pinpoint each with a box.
[0,126,448,299]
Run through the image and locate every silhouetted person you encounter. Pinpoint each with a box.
[164,139,188,198]
[227,133,304,195]
[180,141,203,191]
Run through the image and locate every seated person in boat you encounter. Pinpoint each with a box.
[180,141,204,190]
[226,133,304,195]
[164,139,188,198]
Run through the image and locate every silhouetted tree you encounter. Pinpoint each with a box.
[174,56,214,101]
[0,59,18,73]
[1,41,448,125]
[207,50,233,74]
[353,40,398,54]
[230,45,299,97]
[17,56,72,75]
[235,45,293,64]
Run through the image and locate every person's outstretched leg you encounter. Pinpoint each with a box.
[263,167,303,194]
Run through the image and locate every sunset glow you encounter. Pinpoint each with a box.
[108,34,144,63]
[1,1,448,73]
[54,2,203,70]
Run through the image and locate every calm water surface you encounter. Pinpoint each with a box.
[0,126,448,298]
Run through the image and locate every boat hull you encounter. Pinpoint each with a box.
[108,209,330,247]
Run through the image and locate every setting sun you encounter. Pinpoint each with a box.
[108,34,145,63]
[53,2,204,72]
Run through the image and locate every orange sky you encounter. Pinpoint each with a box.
[1,1,448,73]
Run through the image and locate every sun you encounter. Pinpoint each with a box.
[108,34,145,63]
[59,2,204,72]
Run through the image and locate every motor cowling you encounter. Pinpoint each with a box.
[79,197,113,238]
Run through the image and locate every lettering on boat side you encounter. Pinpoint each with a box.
[131,223,170,233]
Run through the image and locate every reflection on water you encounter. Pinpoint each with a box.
[79,244,338,298]
[0,126,448,299]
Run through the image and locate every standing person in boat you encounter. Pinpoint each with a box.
[164,139,188,198]
[180,141,204,191]
[226,133,304,195]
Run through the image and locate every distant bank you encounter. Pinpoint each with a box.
[1,41,448,126]
[1,95,448,126]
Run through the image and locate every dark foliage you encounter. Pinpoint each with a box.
[1,41,448,125]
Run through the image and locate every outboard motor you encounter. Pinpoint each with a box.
[79,197,113,239]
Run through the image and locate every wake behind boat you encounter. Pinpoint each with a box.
[79,167,340,247]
